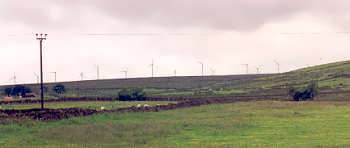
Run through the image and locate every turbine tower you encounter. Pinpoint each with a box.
[242,64,249,74]
[10,73,16,85]
[34,73,39,84]
[80,72,84,81]
[51,72,57,82]
[121,70,128,79]
[198,61,204,76]
[94,65,100,80]
[274,60,280,73]
[150,59,154,77]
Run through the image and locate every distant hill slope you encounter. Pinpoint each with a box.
[0,60,349,99]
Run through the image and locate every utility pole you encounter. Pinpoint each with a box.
[150,59,154,77]
[51,72,57,83]
[36,33,47,110]
[34,73,39,84]
[174,70,177,77]
[274,60,280,73]
[198,61,204,76]
[121,70,128,79]
[242,64,249,74]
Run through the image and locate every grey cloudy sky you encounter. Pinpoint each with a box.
[0,0,349,84]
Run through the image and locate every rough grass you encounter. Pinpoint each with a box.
[0,101,172,110]
[1,101,350,147]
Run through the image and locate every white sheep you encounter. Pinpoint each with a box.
[137,104,141,108]
[100,106,105,110]
[143,104,150,107]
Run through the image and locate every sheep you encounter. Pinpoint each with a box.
[143,104,150,107]
[137,104,141,108]
[100,106,105,110]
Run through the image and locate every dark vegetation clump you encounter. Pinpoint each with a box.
[118,88,146,101]
[289,81,318,101]
[53,84,66,94]
[3,85,32,98]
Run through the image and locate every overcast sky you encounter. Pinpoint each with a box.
[1,0,350,84]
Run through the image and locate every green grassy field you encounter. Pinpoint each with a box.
[0,101,172,110]
[1,101,350,147]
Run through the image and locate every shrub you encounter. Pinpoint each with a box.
[290,81,318,101]
[118,88,146,101]
[4,87,12,97]
[8,85,32,98]
[53,84,66,94]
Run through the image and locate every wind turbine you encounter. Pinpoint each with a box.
[34,73,39,84]
[241,64,249,74]
[210,68,216,75]
[10,73,16,85]
[51,72,57,82]
[255,66,261,74]
[94,65,100,80]
[121,70,128,79]
[80,72,84,81]
[198,61,204,76]
[274,60,280,73]
[150,59,154,77]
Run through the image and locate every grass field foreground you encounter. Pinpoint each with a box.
[1,101,350,147]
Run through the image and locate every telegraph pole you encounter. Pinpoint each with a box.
[36,33,47,110]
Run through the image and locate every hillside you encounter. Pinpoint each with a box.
[1,60,349,99]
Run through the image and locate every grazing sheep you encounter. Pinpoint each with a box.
[143,104,150,107]
[100,106,105,110]
[137,104,141,108]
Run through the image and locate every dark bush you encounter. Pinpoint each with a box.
[53,84,66,94]
[8,85,32,98]
[290,81,318,101]
[4,87,12,97]
[118,88,146,101]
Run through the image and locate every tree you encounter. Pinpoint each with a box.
[53,84,66,94]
